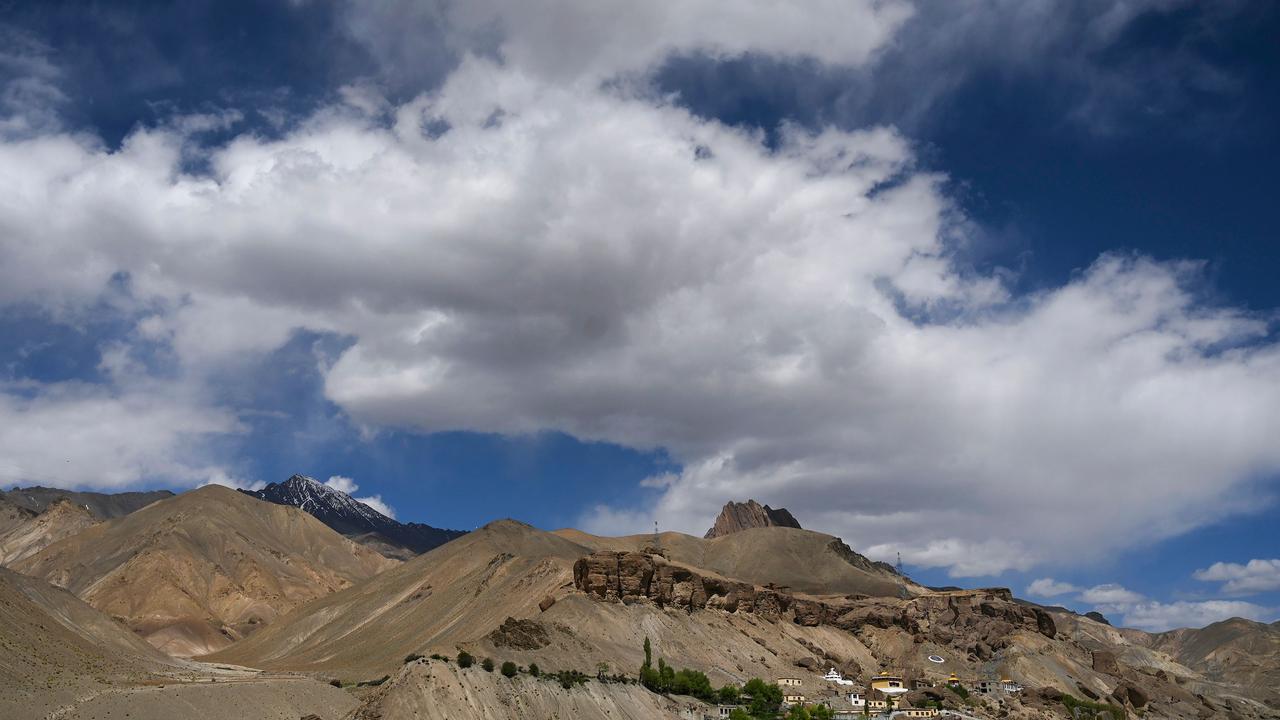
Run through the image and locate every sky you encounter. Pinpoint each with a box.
[0,0,1278,632]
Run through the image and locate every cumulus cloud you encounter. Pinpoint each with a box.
[1027,578,1081,598]
[1194,559,1280,595]
[0,380,243,490]
[324,475,360,494]
[1113,600,1276,632]
[201,470,266,492]
[1079,583,1147,605]
[355,494,396,519]
[0,2,1278,580]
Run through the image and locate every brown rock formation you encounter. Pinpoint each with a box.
[704,499,801,538]
[571,551,1054,662]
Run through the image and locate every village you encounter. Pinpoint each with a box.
[681,665,1026,720]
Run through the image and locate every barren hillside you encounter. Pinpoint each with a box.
[14,485,398,656]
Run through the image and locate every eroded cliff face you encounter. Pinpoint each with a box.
[704,500,802,538]
[572,550,1055,661]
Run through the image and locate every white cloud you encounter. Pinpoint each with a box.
[1194,558,1280,595]
[1116,600,1276,632]
[355,494,396,519]
[201,470,266,492]
[0,5,1277,580]
[1080,583,1147,605]
[1027,578,1081,598]
[324,475,360,494]
[344,0,912,84]
[0,380,243,490]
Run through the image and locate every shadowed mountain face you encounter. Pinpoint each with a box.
[704,499,802,538]
[240,475,465,559]
[2,486,174,519]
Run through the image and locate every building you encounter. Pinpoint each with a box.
[778,677,803,687]
[898,709,940,718]
[783,693,807,705]
[870,670,906,694]
[847,692,888,710]
[823,667,855,686]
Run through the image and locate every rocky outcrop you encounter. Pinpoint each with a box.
[704,500,801,539]
[572,551,1054,661]
[1092,650,1121,675]
[487,617,550,650]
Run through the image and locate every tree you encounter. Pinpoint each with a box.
[729,710,751,720]
[643,637,652,670]
[482,657,495,672]
[742,678,782,718]
[501,661,518,678]
[718,684,741,704]
[597,661,610,679]
[456,651,474,668]
[528,662,540,677]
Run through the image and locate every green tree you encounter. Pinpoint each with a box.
[728,710,751,720]
[742,678,782,718]
[718,684,741,704]
[501,661,517,678]
[528,662,540,677]
[456,651,474,668]
[597,661,610,679]
[643,637,652,670]
[482,657,495,672]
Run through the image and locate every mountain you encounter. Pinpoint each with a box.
[2,485,174,519]
[555,525,913,597]
[210,519,1277,719]
[0,495,35,534]
[0,565,174,718]
[704,498,802,538]
[0,566,361,720]
[1141,617,1280,708]
[14,484,397,656]
[0,498,98,565]
[239,474,465,559]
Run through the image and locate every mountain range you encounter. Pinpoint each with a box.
[239,474,466,559]
[0,488,1274,720]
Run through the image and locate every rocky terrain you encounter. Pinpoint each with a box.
[351,659,684,720]
[0,498,99,565]
[14,485,397,656]
[240,474,466,559]
[0,485,1275,720]
[2,485,174,519]
[705,499,802,538]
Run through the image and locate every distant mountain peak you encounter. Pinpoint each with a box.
[704,499,802,539]
[240,474,465,558]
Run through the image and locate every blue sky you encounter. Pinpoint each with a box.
[1,0,1278,631]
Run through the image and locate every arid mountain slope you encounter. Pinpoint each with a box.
[704,499,801,538]
[350,659,684,720]
[218,519,1275,719]
[0,566,173,717]
[0,498,98,565]
[14,485,398,656]
[208,519,584,676]
[1141,617,1280,707]
[2,485,174,519]
[555,525,913,597]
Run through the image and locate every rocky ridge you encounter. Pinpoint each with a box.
[704,499,801,538]
[573,549,1055,660]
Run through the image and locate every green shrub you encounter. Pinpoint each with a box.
[357,675,390,687]
[482,657,495,672]
[328,679,342,688]
[403,653,424,664]
[528,663,540,677]
[1062,694,1126,720]
[501,661,518,678]
[457,651,474,668]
